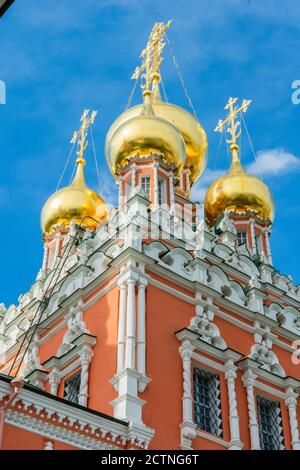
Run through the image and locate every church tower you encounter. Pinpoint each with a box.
[1,21,300,452]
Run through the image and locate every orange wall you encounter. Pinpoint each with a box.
[3,424,78,450]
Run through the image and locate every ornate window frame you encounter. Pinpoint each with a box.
[43,333,96,407]
[176,328,243,450]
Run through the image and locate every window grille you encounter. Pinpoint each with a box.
[64,370,81,404]
[193,368,223,437]
[237,231,247,246]
[141,176,151,199]
[257,396,284,450]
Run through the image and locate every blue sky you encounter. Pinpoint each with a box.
[1,0,300,306]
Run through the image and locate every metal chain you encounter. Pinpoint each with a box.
[165,33,198,120]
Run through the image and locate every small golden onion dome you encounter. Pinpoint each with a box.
[40,159,109,235]
[106,98,186,177]
[204,146,275,227]
[105,84,207,184]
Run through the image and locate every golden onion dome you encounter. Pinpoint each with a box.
[105,84,207,184]
[106,97,186,177]
[41,158,109,235]
[204,147,275,227]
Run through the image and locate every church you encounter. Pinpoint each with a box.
[0,21,300,451]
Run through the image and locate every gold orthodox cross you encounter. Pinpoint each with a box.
[131,20,172,95]
[215,97,251,147]
[71,109,97,163]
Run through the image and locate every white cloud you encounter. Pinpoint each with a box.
[191,148,300,202]
[247,149,300,176]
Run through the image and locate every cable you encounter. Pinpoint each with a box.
[241,112,257,162]
[55,142,75,191]
[125,76,139,111]
[214,126,225,170]
[69,161,76,184]
[9,216,99,378]
[165,33,198,120]
[160,74,168,102]
[89,124,101,194]
[239,111,242,162]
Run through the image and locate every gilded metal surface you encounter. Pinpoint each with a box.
[215,97,251,147]
[105,20,207,183]
[131,20,172,94]
[107,112,185,176]
[105,100,207,182]
[41,110,108,235]
[205,96,274,227]
[41,162,109,234]
[204,151,275,227]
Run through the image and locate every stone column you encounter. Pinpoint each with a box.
[249,220,256,254]
[118,178,124,209]
[169,173,175,208]
[54,233,62,259]
[186,171,191,194]
[243,370,260,450]
[42,243,49,272]
[225,362,242,449]
[49,371,60,396]
[179,343,197,450]
[137,278,147,375]
[78,351,92,407]
[285,392,300,450]
[153,163,159,207]
[264,229,273,265]
[117,279,127,373]
[131,164,136,191]
[124,276,136,369]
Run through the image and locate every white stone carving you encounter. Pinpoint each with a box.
[189,291,227,350]
[242,369,260,450]
[250,322,286,377]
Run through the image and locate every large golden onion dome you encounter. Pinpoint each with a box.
[105,82,207,184]
[106,93,186,177]
[204,146,275,227]
[41,158,109,235]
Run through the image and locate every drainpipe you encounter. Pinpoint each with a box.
[0,378,24,450]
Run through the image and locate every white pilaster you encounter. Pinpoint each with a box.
[124,276,137,369]
[117,279,127,373]
[137,278,147,375]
